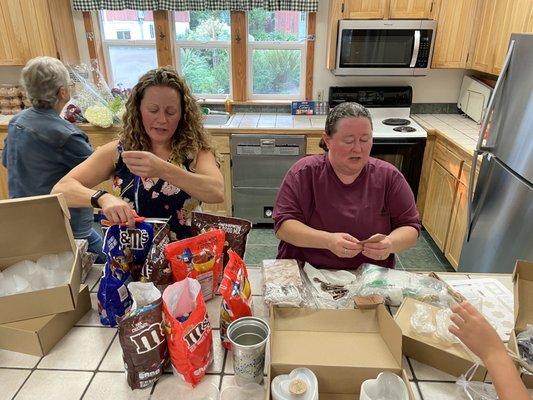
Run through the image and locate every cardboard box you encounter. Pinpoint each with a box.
[0,284,91,356]
[268,305,416,399]
[510,259,533,388]
[0,194,81,324]
[395,297,486,381]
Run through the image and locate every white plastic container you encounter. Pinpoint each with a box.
[359,372,409,400]
[271,368,318,400]
[220,382,266,400]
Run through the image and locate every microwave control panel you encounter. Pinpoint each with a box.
[415,31,433,68]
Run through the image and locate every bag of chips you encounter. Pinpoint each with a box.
[162,278,213,386]
[165,229,225,301]
[141,224,173,288]
[97,221,154,327]
[219,250,253,349]
[191,212,252,276]
[118,282,167,389]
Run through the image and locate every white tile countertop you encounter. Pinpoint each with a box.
[1,267,530,400]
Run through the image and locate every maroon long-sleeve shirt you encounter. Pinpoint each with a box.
[273,154,421,269]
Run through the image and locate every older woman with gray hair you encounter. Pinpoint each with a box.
[2,56,104,262]
[273,102,420,270]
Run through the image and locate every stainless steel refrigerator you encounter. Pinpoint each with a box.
[459,33,533,273]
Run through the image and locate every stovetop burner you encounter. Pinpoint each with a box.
[393,126,417,133]
[383,118,411,126]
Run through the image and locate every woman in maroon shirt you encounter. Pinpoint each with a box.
[273,102,420,269]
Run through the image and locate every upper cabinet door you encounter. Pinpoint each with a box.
[491,0,533,74]
[389,0,434,19]
[343,0,390,19]
[431,0,479,68]
[468,0,498,73]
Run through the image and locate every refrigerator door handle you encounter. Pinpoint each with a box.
[465,150,482,241]
[476,40,515,152]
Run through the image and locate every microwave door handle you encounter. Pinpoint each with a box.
[409,30,421,67]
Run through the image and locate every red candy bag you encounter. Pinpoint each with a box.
[219,250,253,350]
[164,229,225,301]
[162,278,213,386]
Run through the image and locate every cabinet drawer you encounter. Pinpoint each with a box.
[434,141,463,178]
[211,135,229,154]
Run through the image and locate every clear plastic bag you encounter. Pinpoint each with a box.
[517,324,533,369]
[456,364,498,400]
[410,303,436,334]
[262,259,304,307]
[435,308,461,344]
[355,264,453,307]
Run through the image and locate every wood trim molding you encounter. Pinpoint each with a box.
[230,11,247,102]
[153,10,176,68]
[82,11,109,82]
[305,12,316,100]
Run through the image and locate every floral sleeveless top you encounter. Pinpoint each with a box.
[111,144,201,239]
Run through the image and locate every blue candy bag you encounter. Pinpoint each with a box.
[97,221,155,327]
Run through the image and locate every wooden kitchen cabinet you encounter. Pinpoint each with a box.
[0,0,79,66]
[422,160,458,250]
[431,0,479,68]
[342,0,389,19]
[202,153,232,216]
[444,179,468,268]
[389,0,434,19]
[0,152,7,200]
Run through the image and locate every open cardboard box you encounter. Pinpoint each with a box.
[395,297,486,381]
[0,284,91,356]
[0,194,82,324]
[509,259,533,388]
[268,305,416,399]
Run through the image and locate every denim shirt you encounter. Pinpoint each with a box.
[2,107,94,238]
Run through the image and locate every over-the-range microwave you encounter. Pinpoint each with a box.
[335,19,437,76]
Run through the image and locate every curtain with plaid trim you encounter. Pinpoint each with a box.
[72,0,318,11]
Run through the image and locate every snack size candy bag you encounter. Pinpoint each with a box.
[141,224,173,288]
[165,229,225,301]
[97,221,154,327]
[219,250,253,350]
[191,212,252,275]
[118,282,167,390]
[162,278,213,386]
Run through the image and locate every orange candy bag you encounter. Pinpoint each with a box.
[164,229,225,301]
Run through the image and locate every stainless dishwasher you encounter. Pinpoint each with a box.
[231,134,306,223]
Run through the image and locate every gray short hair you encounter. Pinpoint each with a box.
[21,56,69,109]
[320,102,373,151]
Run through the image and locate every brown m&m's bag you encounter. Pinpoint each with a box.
[141,224,173,287]
[164,229,225,301]
[191,212,252,274]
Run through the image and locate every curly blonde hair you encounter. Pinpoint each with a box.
[118,67,213,164]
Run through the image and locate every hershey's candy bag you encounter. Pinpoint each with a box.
[97,221,154,327]
[191,212,252,271]
[219,250,253,349]
[165,229,225,301]
[118,282,167,390]
[141,224,173,287]
[162,278,213,386]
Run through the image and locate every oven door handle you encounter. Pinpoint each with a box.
[410,30,421,67]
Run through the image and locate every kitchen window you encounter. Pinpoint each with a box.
[99,10,157,88]
[247,10,307,100]
[174,11,231,99]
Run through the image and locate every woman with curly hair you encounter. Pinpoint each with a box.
[53,67,224,238]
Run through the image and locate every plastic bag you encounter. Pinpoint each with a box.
[517,324,533,367]
[300,264,359,309]
[219,250,253,349]
[262,259,304,307]
[118,282,167,389]
[162,278,213,386]
[435,308,460,344]
[165,229,225,301]
[410,303,436,334]
[97,221,154,327]
[355,264,453,307]
[456,364,498,400]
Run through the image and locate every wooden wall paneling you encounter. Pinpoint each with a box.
[82,11,109,83]
[326,1,344,70]
[230,11,247,101]
[305,12,316,100]
[47,0,80,64]
[153,10,176,68]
